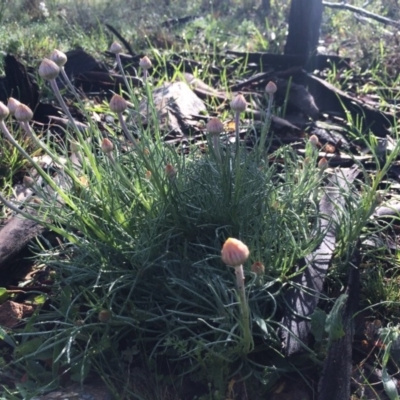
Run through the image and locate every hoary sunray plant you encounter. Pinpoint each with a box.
[0,43,399,400]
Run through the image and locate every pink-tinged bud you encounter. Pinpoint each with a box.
[98,309,112,322]
[109,94,127,113]
[101,138,114,154]
[7,98,21,115]
[309,135,319,147]
[230,93,247,113]
[145,170,152,180]
[50,49,67,67]
[265,81,277,95]
[251,261,265,275]
[139,56,152,70]
[206,117,224,135]
[165,164,176,180]
[38,58,60,80]
[23,176,35,188]
[0,102,9,121]
[318,157,328,170]
[14,104,33,122]
[221,238,250,267]
[109,41,123,54]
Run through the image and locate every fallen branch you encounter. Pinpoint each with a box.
[323,2,400,28]
[280,165,360,356]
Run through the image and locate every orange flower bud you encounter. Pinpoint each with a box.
[101,138,114,154]
[165,164,176,180]
[221,238,250,267]
[251,261,265,275]
[98,309,112,322]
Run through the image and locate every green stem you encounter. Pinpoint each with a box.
[258,93,274,155]
[116,54,132,95]
[117,112,137,146]
[49,79,79,132]
[107,153,150,211]
[234,265,253,355]
[211,135,222,164]
[60,67,81,100]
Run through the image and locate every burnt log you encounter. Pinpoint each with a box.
[284,0,323,69]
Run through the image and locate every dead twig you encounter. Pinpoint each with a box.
[323,2,400,28]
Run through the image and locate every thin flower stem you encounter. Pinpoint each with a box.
[234,265,253,355]
[106,154,150,211]
[49,79,79,132]
[115,53,132,94]
[258,93,274,154]
[234,111,240,156]
[0,120,71,205]
[211,135,222,163]
[60,67,81,100]
[117,113,137,147]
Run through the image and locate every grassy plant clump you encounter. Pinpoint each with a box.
[0,48,339,397]
[0,26,399,398]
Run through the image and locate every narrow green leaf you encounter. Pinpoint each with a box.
[0,287,8,303]
[0,327,15,348]
[310,308,327,343]
[325,294,348,342]
[382,367,399,400]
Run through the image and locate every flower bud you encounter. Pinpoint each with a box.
[38,58,60,80]
[109,41,123,54]
[50,49,67,67]
[221,238,249,267]
[265,81,277,95]
[145,170,152,180]
[109,94,127,113]
[23,176,35,188]
[98,309,112,322]
[230,93,247,113]
[165,164,176,180]
[206,117,224,136]
[251,261,265,275]
[14,104,33,122]
[101,138,114,154]
[318,157,328,170]
[0,102,9,121]
[139,56,152,70]
[7,98,21,115]
[309,135,319,147]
